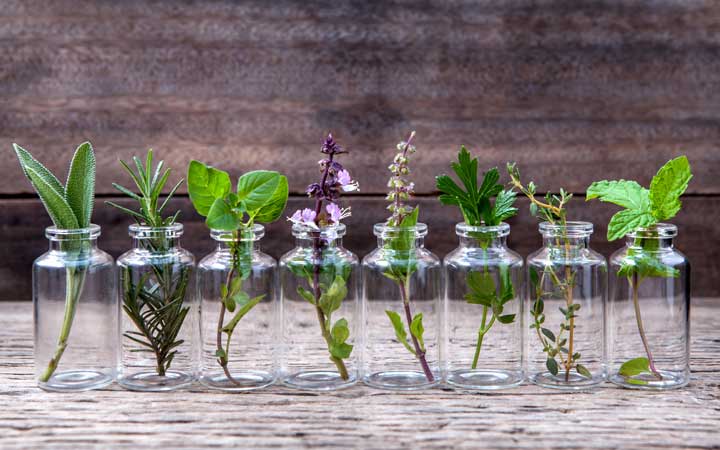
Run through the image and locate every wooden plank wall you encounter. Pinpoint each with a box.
[1,0,719,300]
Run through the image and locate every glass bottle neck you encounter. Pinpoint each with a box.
[378,235,425,250]
[459,234,507,250]
[49,238,98,253]
[295,235,342,249]
[541,235,589,258]
[133,236,181,252]
[626,236,674,251]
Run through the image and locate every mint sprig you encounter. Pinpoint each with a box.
[586,156,692,241]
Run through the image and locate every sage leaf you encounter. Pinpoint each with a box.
[13,143,66,197]
[64,142,95,228]
[23,165,79,229]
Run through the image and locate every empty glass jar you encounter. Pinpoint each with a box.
[525,221,607,390]
[608,224,690,389]
[198,226,277,391]
[116,223,198,391]
[34,225,116,392]
[443,222,524,390]
[279,223,359,390]
[362,223,442,390]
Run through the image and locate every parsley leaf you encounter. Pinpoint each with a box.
[437,146,517,226]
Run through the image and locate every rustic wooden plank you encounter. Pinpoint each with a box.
[0,298,717,449]
[2,195,717,301]
[3,119,719,195]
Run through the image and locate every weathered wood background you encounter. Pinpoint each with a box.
[2,0,720,300]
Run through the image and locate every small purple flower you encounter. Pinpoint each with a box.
[288,208,319,228]
[326,203,342,223]
[337,169,352,186]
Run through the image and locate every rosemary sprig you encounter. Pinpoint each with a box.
[108,150,189,376]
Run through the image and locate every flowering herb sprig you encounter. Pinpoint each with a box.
[587,156,692,383]
[381,131,434,382]
[437,147,518,369]
[13,142,96,382]
[287,134,358,380]
[507,163,591,381]
[187,161,288,386]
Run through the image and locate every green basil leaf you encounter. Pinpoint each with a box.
[619,357,651,377]
[297,286,316,305]
[187,160,232,217]
[254,174,289,223]
[206,197,242,231]
[237,170,281,213]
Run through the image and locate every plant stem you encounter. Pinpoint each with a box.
[472,306,489,369]
[629,274,662,379]
[397,279,434,382]
[216,242,243,386]
[313,259,349,380]
[564,264,575,382]
[39,267,87,382]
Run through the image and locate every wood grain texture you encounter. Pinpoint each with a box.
[1,0,720,194]
[0,298,718,449]
[2,195,718,300]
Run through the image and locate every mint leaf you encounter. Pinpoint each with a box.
[649,156,692,221]
[187,160,232,217]
[586,180,650,211]
[619,357,651,377]
[64,142,95,228]
[607,209,656,241]
[618,249,679,279]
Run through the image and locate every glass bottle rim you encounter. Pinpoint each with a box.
[128,223,184,239]
[539,221,593,237]
[210,224,264,242]
[456,222,509,238]
[291,222,346,239]
[374,222,428,238]
[626,222,677,239]
[46,224,101,241]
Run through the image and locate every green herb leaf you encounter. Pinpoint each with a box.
[649,156,692,221]
[329,341,353,360]
[619,357,652,377]
[576,364,592,378]
[497,314,516,324]
[64,142,95,228]
[409,313,425,351]
[297,286,316,305]
[465,271,496,306]
[318,275,347,316]
[187,160,232,217]
[607,208,656,241]
[331,318,350,344]
[385,310,415,356]
[253,174,289,223]
[23,165,79,229]
[222,295,263,333]
[546,357,559,376]
[206,197,242,231]
[586,180,650,211]
[541,328,556,342]
[237,170,282,213]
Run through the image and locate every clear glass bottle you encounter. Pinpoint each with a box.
[362,223,442,390]
[198,225,277,391]
[34,225,116,392]
[608,224,690,389]
[279,223,359,390]
[116,223,198,391]
[443,222,524,390]
[526,221,607,390]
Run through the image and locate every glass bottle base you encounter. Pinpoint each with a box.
[118,370,194,392]
[609,370,689,390]
[529,370,605,391]
[200,370,275,391]
[38,370,114,392]
[283,370,356,391]
[446,369,523,390]
[363,370,439,391]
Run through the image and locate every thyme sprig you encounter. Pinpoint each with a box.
[108,150,189,376]
[507,163,591,381]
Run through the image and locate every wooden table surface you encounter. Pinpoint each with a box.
[0,299,718,450]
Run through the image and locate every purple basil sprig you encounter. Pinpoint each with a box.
[288,134,358,229]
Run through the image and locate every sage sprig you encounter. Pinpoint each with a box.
[436,147,518,368]
[108,150,189,376]
[382,131,434,382]
[507,163,591,381]
[188,161,288,385]
[13,142,96,382]
[587,156,692,382]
